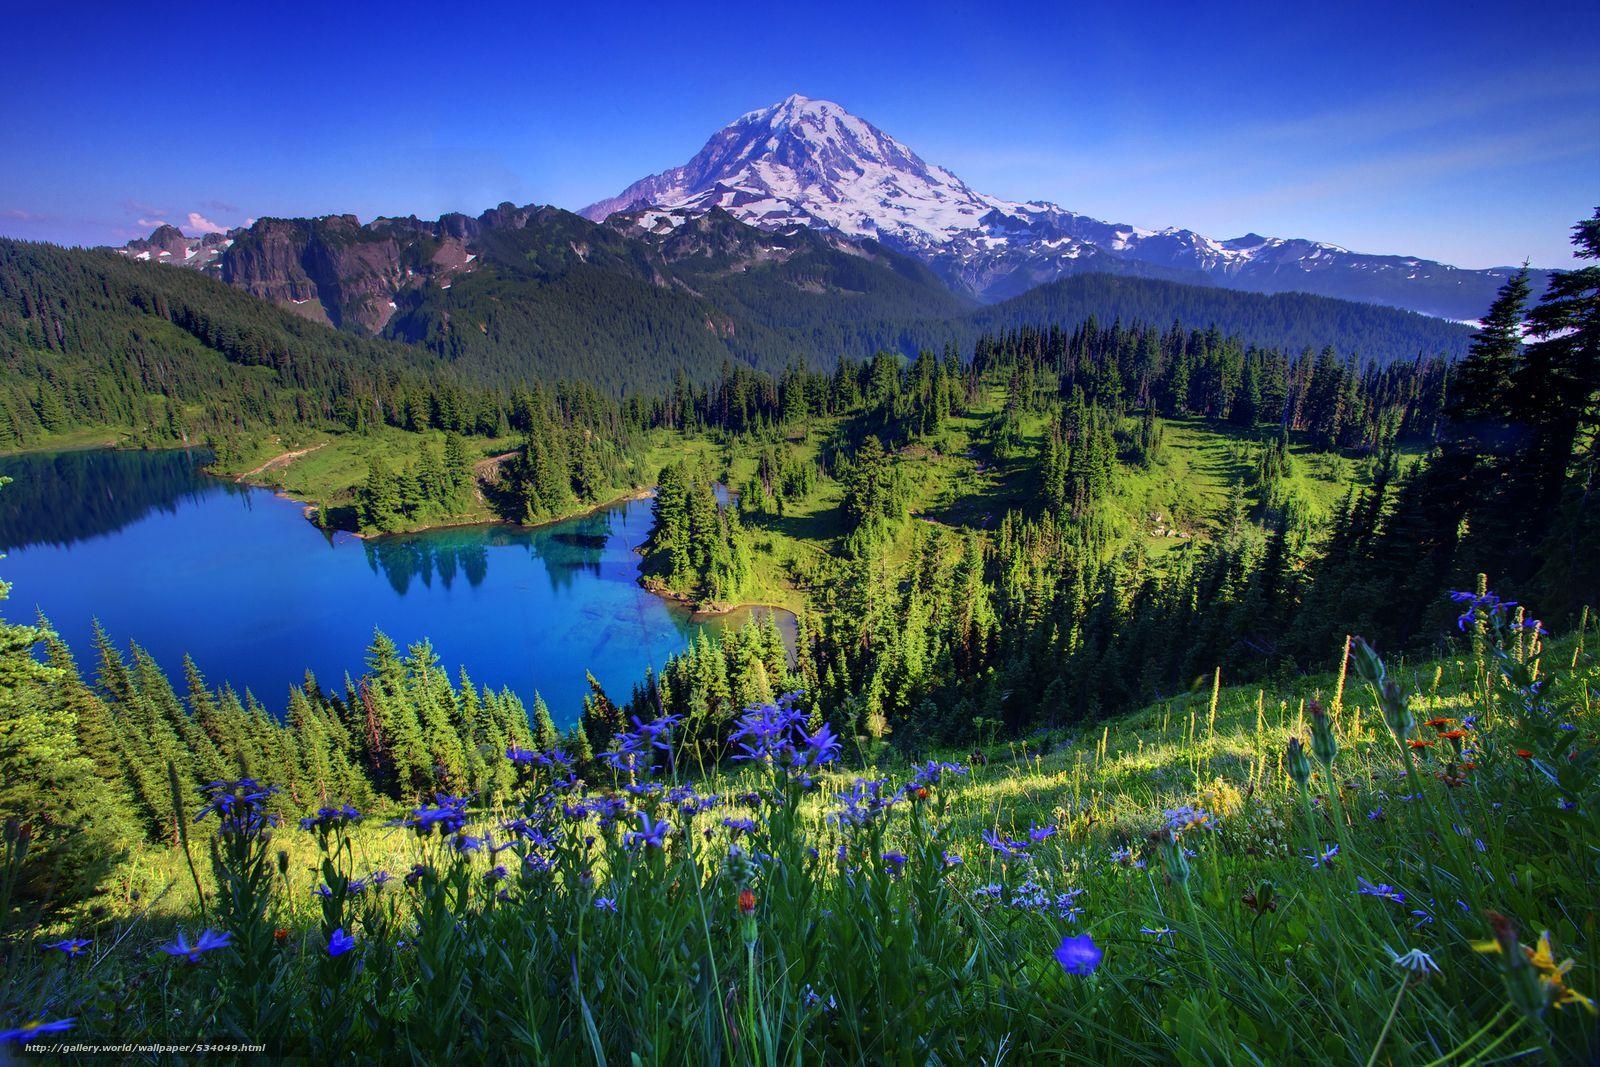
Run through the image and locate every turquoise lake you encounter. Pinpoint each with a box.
[0,448,781,726]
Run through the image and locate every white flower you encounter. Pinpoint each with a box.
[1388,946,1440,975]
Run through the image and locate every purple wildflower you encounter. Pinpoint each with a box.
[1,1018,75,1043]
[981,828,1030,859]
[327,928,356,957]
[624,812,672,850]
[1054,933,1103,976]
[1357,877,1405,903]
[44,938,91,959]
[1306,844,1340,869]
[159,929,232,963]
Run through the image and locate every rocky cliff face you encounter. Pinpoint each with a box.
[219,216,406,332]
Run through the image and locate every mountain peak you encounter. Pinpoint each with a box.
[581,94,995,247]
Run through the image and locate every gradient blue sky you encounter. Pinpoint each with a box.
[3,0,1596,267]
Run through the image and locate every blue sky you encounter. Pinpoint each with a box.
[2,0,1596,267]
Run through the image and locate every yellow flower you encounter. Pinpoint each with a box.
[1526,931,1571,980]
[1523,930,1597,1014]
[1472,940,1502,955]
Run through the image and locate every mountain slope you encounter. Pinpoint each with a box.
[582,94,1544,319]
[970,273,1474,361]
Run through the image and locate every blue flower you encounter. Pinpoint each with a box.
[594,896,617,912]
[393,794,470,837]
[1054,933,1103,976]
[327,928,356,957]
[159,929,232,963]
[299,805,361,833]
[909,760,968,790]
[196,779,280,840]
[882,851,908,876]
[624,812,672,850]
[1357,876,1405,903]
[1305,844,1339,869]
[981,829,1030,859]
[44,938,91,959]
[1027,824,1058,843]
[831,779,896,828]
[1,1017,75,1043]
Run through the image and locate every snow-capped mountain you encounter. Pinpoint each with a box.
[583,95,1536,318]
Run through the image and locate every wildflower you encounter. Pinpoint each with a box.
[1389,946,1441,976]
[1516,749,1533,759]
[196,779,280,840]
[594,897,617,912]
[1407,739,1434,750]
[882,851,908,877]
[44,938,91,959]
[1305,844,1339,869]
[484,865,508,885]
[624,812,672,850]
[908,760,968,790]
[1028,824,1058,843]
[327,928,356,957]
[722,817,758,837]
[1367,808,1385,821]
[981,828,1030,859]
[404,863,431,888]
[274,928,290,942]
[1438,729,1466,742]
[1140,926,1175,941]
[1162,805,1218,836]
[831,779,896,828]
[394,794,470,837]
[0,1018,75,1043]
[1357,877,1405,903]
[1422,717,1453,730]
[299,805,361,833]
[1499,928,1598,1013]
[943,851,963,867]
[1053,933,1103,976]
[738,888,757,915]
[160,929,233,963]
[506,745,537,763]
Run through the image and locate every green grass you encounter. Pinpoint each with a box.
[5,619,1595,1063]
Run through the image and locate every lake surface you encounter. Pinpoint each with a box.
[0,448,784,726]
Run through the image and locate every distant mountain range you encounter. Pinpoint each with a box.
[94,95,1501,387]
[581,94,1542,319]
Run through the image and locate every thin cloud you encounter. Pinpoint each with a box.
[2,208,47,221]
[199,199,239,214]
[187,211,227,234]
[135,217,169,229]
